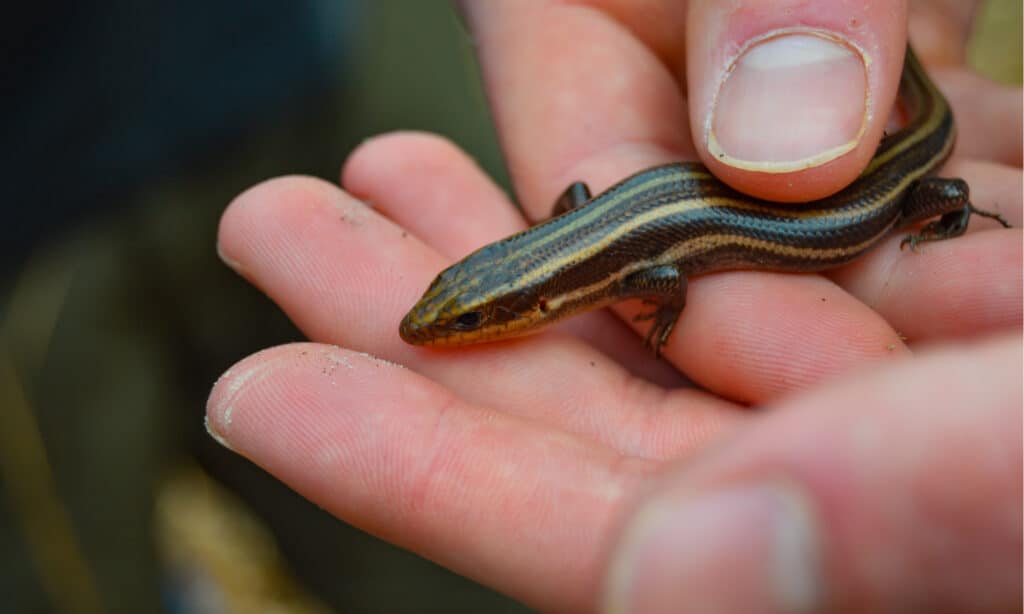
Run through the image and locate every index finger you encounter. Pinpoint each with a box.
[459,1,694,218]
[461,0,909,213]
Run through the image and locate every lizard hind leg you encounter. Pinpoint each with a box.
[899,177,1011,250]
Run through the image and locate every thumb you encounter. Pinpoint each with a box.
[686,0,908,202]
[602,334,1022,613]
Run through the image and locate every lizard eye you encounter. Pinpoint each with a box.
[452,311,482,330]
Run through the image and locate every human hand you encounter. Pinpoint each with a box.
[208,1,1021,611]
[448,0,1022,383]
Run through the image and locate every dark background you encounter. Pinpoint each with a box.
[1,2,518,612]
[0,2,1019,612]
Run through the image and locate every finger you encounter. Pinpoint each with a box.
[218,175,742,458]
[627,272,909,403]
[937,68,1023,167]
[830,159,1023,341]
[686,0,908,202]
[604,334,1022,613]
[460,1,694,219]
[206,344,653,612]
[908,0,981,65]
[342,132,525,260]
[341,131,687,387]
[840,228,1022,343]
[462,0,691,72]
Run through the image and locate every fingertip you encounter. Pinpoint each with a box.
[340,130,524,258]
[218,175,346,274]
[204,342,424,485]
[686,1,908,202]
[605,480,822,613]
[205,343,314,451]
[340,131,472,198]
[220,174,344,242]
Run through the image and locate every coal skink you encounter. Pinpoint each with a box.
[399,46,1010,355]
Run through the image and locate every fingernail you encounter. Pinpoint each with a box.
[708,32,868,172]
[205,351,280,450]
[604,482,822,614]
[216,241,247,275]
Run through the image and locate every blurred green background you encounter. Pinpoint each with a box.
[1,2,1019,613]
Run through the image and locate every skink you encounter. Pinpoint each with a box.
[399,46,1010,355]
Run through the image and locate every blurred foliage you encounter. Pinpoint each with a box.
[968,0,1023,84]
